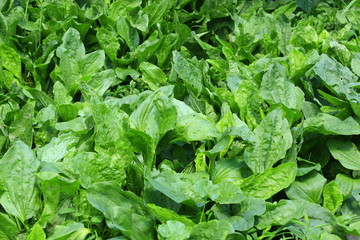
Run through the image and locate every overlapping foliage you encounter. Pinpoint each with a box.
[0,0,360,239]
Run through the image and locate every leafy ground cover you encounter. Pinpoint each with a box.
[0,0,360,239]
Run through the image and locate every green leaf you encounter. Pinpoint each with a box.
[211,157,250,185]
[256,200,306,229]
[117,15,139,51]
[47,222,90,240]
[295,0,321,13]
[327,138,360,170]
[37,133,79,162]
[304,114,360,135]
[158,220,191,240]
[0,141,41,223]
[313,54,357,98]
[147,204,195,227]
[91,98,130,148]
[260,62,304,110]
[143,0,176,28]
[286,171,327,203]
[0,212,19,240]
[84,0,106,20]
[55,117,87,134]
[79,50,105,78]
[147,169,217,207]
[87,182,155,240]
[0,13,7,43]
[36,172,80,226]
[56,28,85,61]
[244,109,292,173]
[175,112,220,142]
[96,27,119,61]
[83,70,117,98]
[0,44,21,79]
[68,151,129,188]
[323,181,343,214]
[215,182,245,204]
[240,162,297,200]
[140,62,167,90]
[212,197,266,231]
[27,223,46,240]
[53,81,73,105]
[351,53,360,77]
[9,101,35,146]
[335,174,360,199]
[172,51,203,96]
[189,220,234,240]
[108,0,142,22]
[130,86,177,143]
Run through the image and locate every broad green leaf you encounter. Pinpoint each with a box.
[140,62,167,90]
[174,113,220,142]
[117,15,139,51]
[211,157,251,185]
[335,174,360,199]
[79,50,105,78]
[91,98,130,148]
[0,212,19,240]
[295,0,321,13]
[291,25,318,48]
[229,115,257,143]
[146,169,217,207]
[286,171,327,203]
[0,44,21,79]
[212,197,266,231]
[215,182,245,204]
[351,53,360,77]
[0,141,41,223]
[339,197,360,233]
[36,172,80,226]
[313,54,357,98]
[327,139,360,170]
[9,101,35,146]
[158,220,191,240]
[87,182,154,240]
[189,220,234,240]
[27,223,46,240]
[244,109,292,173]
[130,86,177,143]
[172,51,203,96]
[47,222,90,240]
[56,28,85,61]
[55,117,87,134]
[234,80,264,129]
[83,70,117,98]
[147,204,195,227]
[96,27,119,61]
[37,133,79,162]
[57,104,78,121]
[143,0,176,28]
[108,0,142,22]
[0,13,7,43]
[323,181,343,214]
[57,57,82,94]
[84,0,106,20]
[68,151,129,188]
[304,114,360,135]
[260,62,304,110]
[256,200,306,229]
[53,81,73,105]
[25,88,56,107]
[240,162,297,200]
[129,10,149,32]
